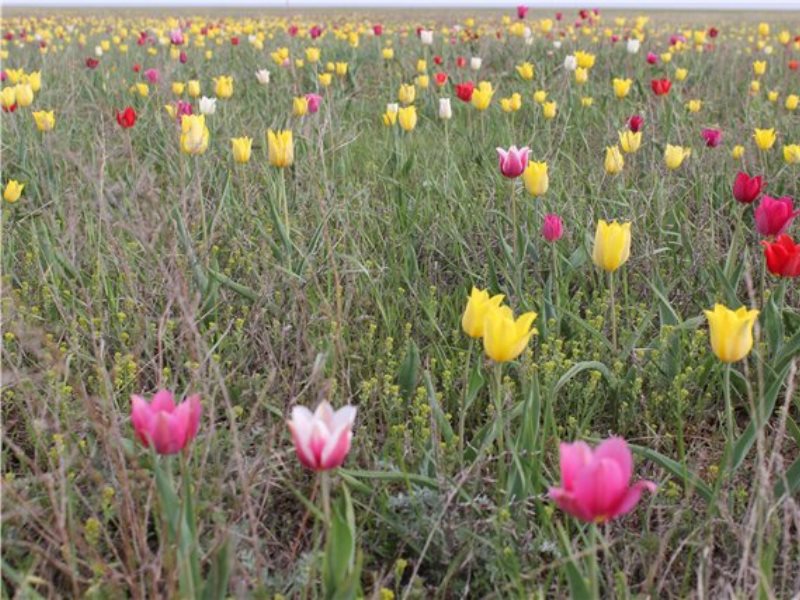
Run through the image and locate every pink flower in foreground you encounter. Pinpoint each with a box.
[549,437,656,523]
[542,214,564,242]
[169,28,184,45]
[131,390,202,455]
[305,92,323,113]
[287,401,356,471]
[754,195,800,237]
[496,145,530,179]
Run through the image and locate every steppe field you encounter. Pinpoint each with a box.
[1,6,799,599]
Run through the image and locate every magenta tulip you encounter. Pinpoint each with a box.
[305,92,323,114]
[144,68,160,84]
[496,145,530,179]
[287,401,356,471]
[549,437,656,523]
[542,214,564,242]
[131,390,202,455]
[754,196,800,237]
[517,5,529,19]
[732,172,763,204]
[701,128,722,147]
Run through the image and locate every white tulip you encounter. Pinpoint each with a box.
[552,40,562,49]
[199,96,217,115]
[626,38,641,54]
[439,97,452,119]
[420,30,434,45]
[94,45,103,57]
[470,57,482,70]
[386,103,399,114]
[563,54,577,71]
[255,69,270,85]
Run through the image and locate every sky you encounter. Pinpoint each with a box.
[3,0,800,8]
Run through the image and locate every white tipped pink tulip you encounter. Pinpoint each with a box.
[497,145,530,179]
[288,401,356,471]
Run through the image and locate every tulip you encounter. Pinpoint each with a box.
[381,47,394,60]
[618,130,642,154]
[542,101,557,119]
[675,68,688,81]
[187,80,201,98]
[3,179,24,203]
[398,83,416,105]
[592,219,631,272]
[533,90,547,104]
[455,81,475,102]
[575,50,595,69]
[471,82,494,111]
[651,78,671,96]
[732,145,745,159]
[574,68,588,85]
[434,72,448,87]
[784,144,800,165]
[522,161,548,196]
[86,57,100,69]
[732,172,763,204]
[704,304,759,363]
[549,437,657,523]
[180,115,209,155]
[542,214,564,242]
[462,287,505,338]
[767,91,779,103]
[335,62,348,77]
[420,30,434,45]
[470,57,482,71]
[664,145,691,170]
[482,305,537,363]
[1,86,16,112]
[753,128,776,151]
[701,128,722,148]
[382,111,397,127]
[386,103,399,115]
[754,196,799,237]
[500,93,522,113]
[686,99,702,113]
[292,96,309,117]
[646,51,658,64]
[32,110,55,132]
[416,59,427,73]
[255,69,270,85]
[397,106,417,131]
[26,71,41,92]
[438,97,452,120]
[231,136,253,163]
[497,146,530,179]
[305,93,322,114]
[753,60,767,76]
[169,28,184,45]
[287,401,356,471]
[214,75,234,99]
[130,390,202,455]
[628,114,643,132]
[581,97,594,107]
[516,62,534,80]
[604,145,624,175]
[144,68,160,83]
[116,106,136,128]
[305,47,320,63]
[786,94,799,111]
[612,78,632,99]
[14,83,33,108]
[626,38,640,53]
[762,235,800,277]
[319,73,332,87]
[563,55,578,71]
[517,5,528,19]
[199,96,216,115]
[267,129,294,168]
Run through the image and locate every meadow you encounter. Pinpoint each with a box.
[1,6,799,599]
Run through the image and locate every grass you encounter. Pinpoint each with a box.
[1,8,799,599]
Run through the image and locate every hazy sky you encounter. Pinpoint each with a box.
[3,0,800,8]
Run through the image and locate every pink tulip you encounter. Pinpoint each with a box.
[496,145,530,179]
[169,28,184,45]
[754,196,800,237]
[144,68,160,84]
[701,128,722,147]
[549,437,656,523]
[732,172,763,204]
[310,25,323,39]
[646,52,658,64]
[305,92,323,113]
[179,51,188,64]
[542,214,564,242]
[131,390,202,455]
[287,401,356,471]
[517,5,529,19]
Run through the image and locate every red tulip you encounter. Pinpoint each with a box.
[230,36,239,45]
[789,60,799,71]
[373,24,383,36]
[455,81,475,102]
[456,56,467,68]
[555,12,563,20]
[85,57,99,69]
[708,27,719,38]
[761,235,800,277]
[2,103,17,113]
[755,196,800,237]
[651,79,671,96]
[628,114,643,132]
[287,24,298,37]
[179,51,188,64]
[434,72,448,87]
[133,63,141,73]
[701,128,722,147]
[732,172,763,204]
[433,55,443,65]
[116,106,137,128]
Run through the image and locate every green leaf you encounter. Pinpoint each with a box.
[630,443,712,501]
[424,370,455,443]
[202,536,232,600]
[397,340,420,401]
[553,361,616,396]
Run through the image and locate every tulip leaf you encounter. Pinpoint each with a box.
[630,443,712,502]
[424,370,455,443]
[553,361,616,396]
[464,366,485,412]
[774,455,800,499]
[202,535,232,600]
[397,340,420,401]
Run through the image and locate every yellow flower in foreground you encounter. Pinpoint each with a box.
[753,60,767,76]
[32,110,55,132]
[592,219,631,272]
[686,99,702,113]
[15,83,33,107]
[612,77,632,99]
[618,130,642,154]
[3,180,24,203]
[533,90,547,104]
[335,62,348,76]
[398,83,416,105]
[471,82,494,111]
[397,105,417,131]
[382,110,397,127]
[604,145,624,174]
[214,75,234,99]
[783,144,800,164]
[664,144,691,170]
[267,129,294,168]
[305,47,320,63]
[293,96,309,116]
[461,287,505,338]
[516,62,534,80]
[574,50,596,69]
[732,145,745,159]
[180,115,209,155]
[231,136,253,163]
[483,305,537,363]
[754,128,776,150]
[704,304,759,363]
[522,161,548,197]
[542,101,557,119]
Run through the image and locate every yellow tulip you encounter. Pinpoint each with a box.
[581,97,594,107]
[592,220,631,272]
[686,99,702,113]
[293,96,309,116]
[26,71,41,92]
[612,78,632,99]
[618,130,642,154]
[704,304,759,363]
[471,82,494,111]
[172,82,185,96]
[753,128,776,150]
[675,68,688,81]
[753,60,767,76]
[5,68,24,84]
[516,62,534,80]
[533,90,547,104]
[786,94,799,111]
[3,180,24,203]
[415,75,429,89]
[397,106,417,131]
[164,104,177,119]
[574,67,589,85]
[305,47,320,63]
[664,145,691,170]
[231,136,253,163]
[14,83,33,108]
[500,93,522,113]
[522,161,548,197]
[180,114,209,155]
[482,305,537,363]
[416,59,427,73]
[542,101,557,119]
[574,50,595,69]
[187,80,201,98]
[134,82,149,97]
[461,287,505,338]
[783,144,800,165]
[382,48,394,60]
[604,145,624,174]
[767,90,779,103]
[732,145,745,159]
[758,22,770,37]
[32,110,55,132]
[319,73,332,87]
[1,86,17,110]
[214,75,234,99]
[335,62,348,76]
[660,52,672,63]
[267,129,294,168]
[382,111,397,127]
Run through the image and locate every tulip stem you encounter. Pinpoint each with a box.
[589,523,600,599]
[510,179,521,294]
[552,243,559,323]
[723,363,734,473]
[608,271,617,352]
[320,471,332,526]
[459,338,474,466]
[493,362,506,494]
[279,169,290,248]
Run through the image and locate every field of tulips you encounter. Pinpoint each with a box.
[2,6,800,598]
